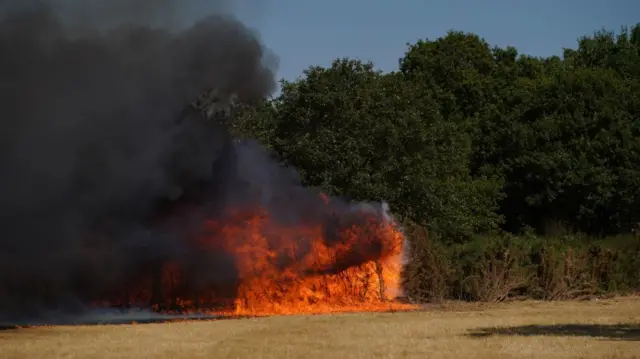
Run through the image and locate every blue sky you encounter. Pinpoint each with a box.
[230,0,638,88]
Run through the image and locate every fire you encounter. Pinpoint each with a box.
[201,205,410,316]
[98,195,416,316]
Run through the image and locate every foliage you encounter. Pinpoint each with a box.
[402,224,640,302]
[244,59,502,241]
[397,24,640,236]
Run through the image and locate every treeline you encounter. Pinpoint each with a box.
[235,24,640,301]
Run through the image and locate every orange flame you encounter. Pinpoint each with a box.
[198,205,412,316]
[97,195,416,316]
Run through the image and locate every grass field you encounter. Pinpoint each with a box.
[1,296,639,359]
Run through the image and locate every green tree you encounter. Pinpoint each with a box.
[400,31,495,122]
[476,53,640,235]
[564,24,640,80]
[399,26,640,236]
[249,58,502,241]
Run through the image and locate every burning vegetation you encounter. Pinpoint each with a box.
[0,1,415,323]
[96,198,410,316]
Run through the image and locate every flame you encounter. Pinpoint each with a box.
[97,195,417,316]
[203,207,411,316]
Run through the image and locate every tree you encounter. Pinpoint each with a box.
[564,24,640,80]
[475,49,640,235]
[400,31,495,122]
[400,26,640,236]
[246,58,502,241]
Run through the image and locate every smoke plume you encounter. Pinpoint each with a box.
[0,0,401,324]
[0,0,277,321]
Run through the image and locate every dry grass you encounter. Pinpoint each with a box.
[1,296,640,359]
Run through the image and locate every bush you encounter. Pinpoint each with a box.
[402,224,640,302]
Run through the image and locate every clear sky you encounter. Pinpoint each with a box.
[230,0,638,88]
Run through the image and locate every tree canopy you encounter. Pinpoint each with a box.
[238,23,640,241]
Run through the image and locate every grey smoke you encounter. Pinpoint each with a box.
[0,308,219,328]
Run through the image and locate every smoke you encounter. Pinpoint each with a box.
[0,0,278,321]
[0,0,399,323]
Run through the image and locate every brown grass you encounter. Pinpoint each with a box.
[1,296,640,359]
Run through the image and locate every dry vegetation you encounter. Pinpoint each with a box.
[1,296,639,359]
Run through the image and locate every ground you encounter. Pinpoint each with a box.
[1,296,639,359]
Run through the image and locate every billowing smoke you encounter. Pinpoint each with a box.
[0,0,276,321]
[0,0,400,324]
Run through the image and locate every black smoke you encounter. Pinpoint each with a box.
[0,0,279,322]
[0,0,399,324]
